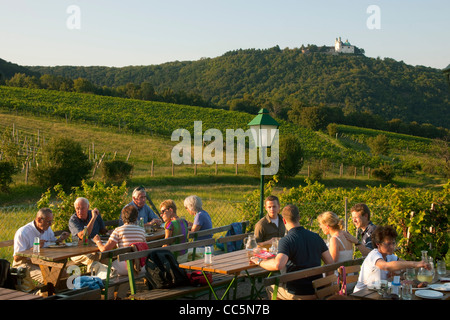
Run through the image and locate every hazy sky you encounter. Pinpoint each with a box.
[1,0,449,69]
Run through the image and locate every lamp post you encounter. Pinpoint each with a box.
[248,108,280,219]
[443,64,450,91]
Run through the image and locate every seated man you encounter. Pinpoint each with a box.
[251,204,334,300]
[13,208,69,292]
[119,186,162,227]
[254,195,286,246]
[68,197,109,269]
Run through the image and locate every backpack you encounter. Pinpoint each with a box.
[0,259,16,289]
[216,222,244,252]
[144,249,189,290]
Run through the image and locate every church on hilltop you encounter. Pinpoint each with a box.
[301,37,364,55]
[334,37,355,54]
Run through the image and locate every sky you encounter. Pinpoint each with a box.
[1,0,449,69]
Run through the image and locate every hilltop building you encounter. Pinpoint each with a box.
[334,37,355,54]
[301,37,364,55]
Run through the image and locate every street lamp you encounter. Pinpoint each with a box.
[443,64,450,91]
[248,108,280,219]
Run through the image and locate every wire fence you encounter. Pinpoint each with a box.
[0,196,385,263]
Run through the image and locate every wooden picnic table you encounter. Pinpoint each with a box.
[0,287,42,300]
[14,229,166,295]
[351,271,450,301]
[178,249,269,300]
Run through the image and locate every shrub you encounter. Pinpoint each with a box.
[101,160,133,183]
[0,161,16,193]
[37,180,128,231]
[372,163,395,181]
[31,137,92,191]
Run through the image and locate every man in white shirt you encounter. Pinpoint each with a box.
[13,208,69,290]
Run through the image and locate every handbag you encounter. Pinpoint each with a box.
[187,271,213,287]
[338,266,347,295]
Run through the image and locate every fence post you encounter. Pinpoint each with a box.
[344,197,348,232]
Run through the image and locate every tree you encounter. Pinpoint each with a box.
[368,134,390,156]
[277,134,304,180]
[31,137,92,191]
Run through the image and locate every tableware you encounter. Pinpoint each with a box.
[401,282,412,300]
[48,243,66,248]
[414,289,444,299]
[436,260,447,276]
[377,280,389,297]
[403,268,416,281]
[417,250,434,283]
[429,283,450,292]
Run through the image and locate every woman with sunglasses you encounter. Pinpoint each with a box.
[354,225,431,293]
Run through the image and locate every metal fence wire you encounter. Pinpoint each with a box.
[1,197,393,262]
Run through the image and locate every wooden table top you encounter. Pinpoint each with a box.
[179,249,259,275]
[15,229,165,262]
[351,272,450,301]
[0,288,42,300]
[15,242,100,262]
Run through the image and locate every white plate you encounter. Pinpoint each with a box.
[429,283,450,292]
[415,289,444,299]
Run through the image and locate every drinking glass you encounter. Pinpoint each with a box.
[401,282,412,300]
[377,280,388,297]
[436,260,447,276]
[403,268,416,281]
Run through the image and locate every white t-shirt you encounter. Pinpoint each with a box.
[354,248,398,292]
[13,221,57,257]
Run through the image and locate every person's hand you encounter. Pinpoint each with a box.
[417,261,431,270]
[343,231,359,244]
[92,208,100,219]
[93,234,101,243]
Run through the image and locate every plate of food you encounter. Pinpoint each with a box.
[410,279,429,290]
[47,243,66,248]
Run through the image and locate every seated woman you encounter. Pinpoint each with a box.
[318,211,354,263]
[160,199,189,263]
[184,195,213,259]
[353,225,430,293]
[93,204,146,276]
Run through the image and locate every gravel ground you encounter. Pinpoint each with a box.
[123,276,269,300]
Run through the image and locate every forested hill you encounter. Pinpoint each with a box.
[25,46,450,128]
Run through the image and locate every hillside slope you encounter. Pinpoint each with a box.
[27,47,450,128]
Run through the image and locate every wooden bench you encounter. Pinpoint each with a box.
[117,238,239,300]
[42,287,101,300]
[263,258,364,300]
[188,221,249,256]
[97,234,185,299]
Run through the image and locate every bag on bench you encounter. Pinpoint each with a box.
[144,249,189,290]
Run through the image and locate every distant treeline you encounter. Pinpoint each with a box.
[27,47,450,130]
[2,72,217,110]
[3,72,449,140]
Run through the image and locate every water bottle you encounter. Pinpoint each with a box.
[139,217,145,229]
[33,237,40,253]
[204,246,212,265]
[83,226,89,246]
[391,276,401,298]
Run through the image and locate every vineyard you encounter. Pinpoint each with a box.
[0,85,448,265]
[0,85,438,172]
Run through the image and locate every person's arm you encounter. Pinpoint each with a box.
[376,259,430,273]
[328,237,340,263]
[93,234,116,252]
[251,253,289,271]
[343,231,372,256]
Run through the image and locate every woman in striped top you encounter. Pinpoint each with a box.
[93,204,146,275]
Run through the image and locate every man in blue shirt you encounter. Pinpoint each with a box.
[251,204,334,300]
[119,187,162,227]
[344,203,377,257]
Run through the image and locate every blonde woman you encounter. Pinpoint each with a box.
[317,211,353,263]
